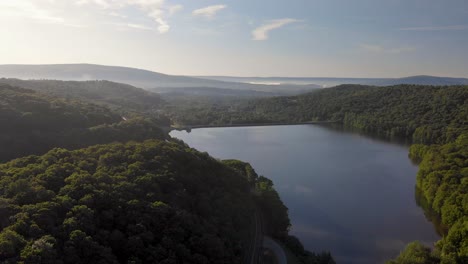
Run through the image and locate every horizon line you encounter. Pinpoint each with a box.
[0,63,467,80]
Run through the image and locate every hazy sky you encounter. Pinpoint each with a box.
[1,0,468,77]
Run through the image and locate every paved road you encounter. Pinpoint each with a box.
[244,210,264,264]
[263,236,287,264]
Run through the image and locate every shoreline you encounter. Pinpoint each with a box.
[170,121,337,131]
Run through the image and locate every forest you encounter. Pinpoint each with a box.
[0,84,168,162]
[0,79,165,115]
[0,82,333,263]
[164,84,467,144]
[0,140,255,263]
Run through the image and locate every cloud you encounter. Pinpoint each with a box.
[0,0,65,24]
[192,5,226,19]
[400,25,468,31]
[168,4,183,16]
[360,44,415,54]
[76,0,180,33]
[108,22,153,31]
[154,18,169,33]
[75,0,113,9]
[0,0,180,32]
[252,18,298,41]
[126,23,153,30]
[109,11,127,18]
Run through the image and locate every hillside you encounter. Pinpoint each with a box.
[252,84,467,144]
[0,64,208,89]
[0,64,320,95]
[0,79,164,114]
[0,140,256,263]
[166,84,468,144]
[0,84,166,162]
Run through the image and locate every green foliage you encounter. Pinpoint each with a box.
[0,84,167,162]
[0,140,258,263]
[390,133,468,263]
[386,242,440,264]
[222,159,259,185]
[255,176,291,238]
[409,144,431,164]
[0,79,165,115]
[0,229,26,259]
[165,84,467,144]
[20,235,60,264]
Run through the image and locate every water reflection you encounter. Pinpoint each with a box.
[170,125,439,263]
[415,186,449,237]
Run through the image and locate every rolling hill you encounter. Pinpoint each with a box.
[0,78,164,112]
[200,75,468,87]
[0,64,320,95]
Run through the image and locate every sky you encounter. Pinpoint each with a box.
[0,0,468,77]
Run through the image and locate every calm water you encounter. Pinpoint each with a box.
[170,125,439,264]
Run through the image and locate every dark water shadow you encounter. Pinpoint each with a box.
[414,186,449,237]
[316,123,412,147]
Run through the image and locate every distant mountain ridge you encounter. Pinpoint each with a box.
[1,64,466,96]
[0,64,217,89]
[0,64,320,95]
[199,75,468,87]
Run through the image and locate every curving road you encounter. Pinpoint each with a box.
[263,236,287,264]
[245,209,287,264]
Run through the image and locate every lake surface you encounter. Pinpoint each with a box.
[170,125,439,264]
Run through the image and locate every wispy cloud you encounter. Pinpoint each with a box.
[400,25,468,31]
[126,23,153,30]
[168,4,183,16]
[109,22,153,31]
[109,11,127,19]
[0,0,65,24]
[192,5,226,19]
[360,44,415,54]
[252,18,298,41]
[76,0,181,33]
[0,0,182,33]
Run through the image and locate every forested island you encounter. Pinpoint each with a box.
[0,80,334,264]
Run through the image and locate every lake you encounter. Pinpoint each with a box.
[170,125,439,264]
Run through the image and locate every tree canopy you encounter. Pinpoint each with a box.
[0,140,258,263]
[0,84,167,162]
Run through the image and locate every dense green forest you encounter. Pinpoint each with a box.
[0,84,167,162]
[165,84,467,144]
[0,79,165,115]
[0,140,254,263]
